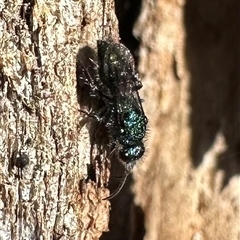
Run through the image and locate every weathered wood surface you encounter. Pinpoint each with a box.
[132,0,240,239]
[0,1,118,239]
[0,0,239,240]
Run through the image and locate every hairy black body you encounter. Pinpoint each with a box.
[81,40,148,199]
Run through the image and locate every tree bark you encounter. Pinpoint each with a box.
[1,0,239,240]
[0,0,118,239]
[131,0,239,240]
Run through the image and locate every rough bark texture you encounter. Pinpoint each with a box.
[1,0,239,240]
[0,0,118,239]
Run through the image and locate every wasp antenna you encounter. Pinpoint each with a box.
[103,172,130,200]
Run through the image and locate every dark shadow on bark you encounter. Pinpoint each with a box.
[20,0,35,31]
[100,174,134,240]
[76,46,110,187]
[101,175,145,240]
[115,0,142,62]
[184,0,240,186]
